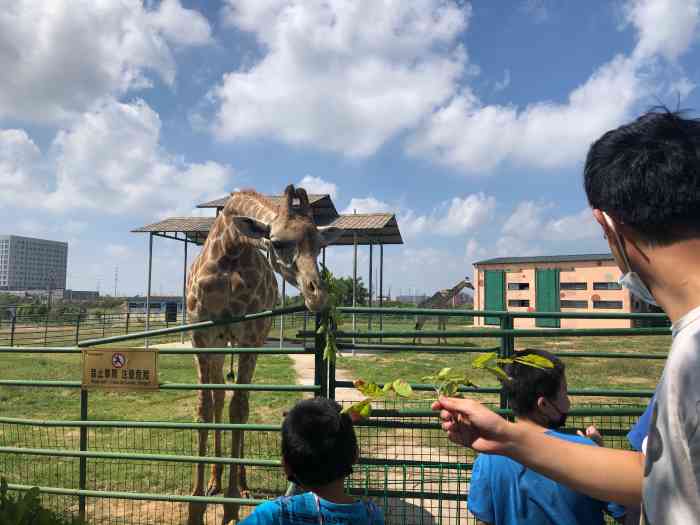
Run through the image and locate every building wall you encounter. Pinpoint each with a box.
[0,235,68,291]
[473,260,632,329]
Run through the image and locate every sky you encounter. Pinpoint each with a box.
[1,0,699,299]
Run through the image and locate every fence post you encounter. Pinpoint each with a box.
[43,314,49,347]
[74,315,81,345]
[499,313,515,411]
[125,312,130,335]
[79,389,88,522]
[314,313,327,398]
[9,314,16,347]
[101,315,106,338]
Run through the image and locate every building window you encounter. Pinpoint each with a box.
[561,300,588,309]
[560,282,587,290]
[593,300,623,309]
[508,299,530,307]
[507,283,530,291]
[593,282,622,290]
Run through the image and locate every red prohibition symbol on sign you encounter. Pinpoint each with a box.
[112,353,126,369]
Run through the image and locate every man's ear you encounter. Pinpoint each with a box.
[317,226,344,247]
[232,216,271,239]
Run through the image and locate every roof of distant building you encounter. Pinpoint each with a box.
[473,253,614,265]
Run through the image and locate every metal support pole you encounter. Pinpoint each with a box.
[145,233,153,349]
[43,314,48,347]
[280,280,286,347]
[181,240,188,344]
[322,247,326,269]
[352,234,357,347]
[74,315,81,345]
[78,389,88,522]
[380,244,384,342]
[10,314,16,347]
[499,314,515,411]
[368,241,373,335]
[314,313,326,398]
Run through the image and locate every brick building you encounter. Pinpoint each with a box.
[472,254,657,329]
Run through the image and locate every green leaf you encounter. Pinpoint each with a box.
[437,367,452,379]
[342,399,372,419]
[513,354,554,369]
[392,379,413,398]
[472,352,498,369]
[316,324,327,335]
[484,365,510,382]
[353,380,384,398]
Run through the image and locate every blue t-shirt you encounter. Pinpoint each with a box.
[240,492,384,525]
[468,430,625,525]
[627,394,655,451]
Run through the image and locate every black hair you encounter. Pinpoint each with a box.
[281,398,358,487]
[502,349,565,416]
[584,107,700,245]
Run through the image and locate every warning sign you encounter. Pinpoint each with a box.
[81,348,159,391]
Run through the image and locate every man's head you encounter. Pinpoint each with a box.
[584,109,700,296]
[502,349,570,429]
[281,398,358,488]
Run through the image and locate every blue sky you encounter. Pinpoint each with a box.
[1,0,698,298]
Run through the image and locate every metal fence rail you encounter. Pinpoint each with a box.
[0,305,669,524]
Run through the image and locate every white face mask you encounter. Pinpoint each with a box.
[602,212,658,306]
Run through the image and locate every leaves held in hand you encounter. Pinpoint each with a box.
[343,379,414,418]
[422,369,479,398]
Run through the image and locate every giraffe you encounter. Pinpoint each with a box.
[185,185,342,525]
[412,277,474,344]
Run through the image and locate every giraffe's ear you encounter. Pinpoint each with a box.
[317,226,344,247]
[232,216,271,239]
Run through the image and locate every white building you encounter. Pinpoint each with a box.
[0,235,68,291]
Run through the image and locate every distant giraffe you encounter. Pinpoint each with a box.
[185,185,342,525]
[412,277,474,344]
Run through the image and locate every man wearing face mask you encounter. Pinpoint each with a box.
[434,108,700,525]
[467,349,625,525]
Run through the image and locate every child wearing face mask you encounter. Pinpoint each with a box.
[467,349,625,525]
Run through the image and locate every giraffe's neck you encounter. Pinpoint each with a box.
[223,191,279,225]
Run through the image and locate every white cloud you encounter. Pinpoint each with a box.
[434,193,496,235]
[408,0,700,173]
[624,0,699,61]
[146,0,213,47]
[342,197,393,215]
[1,99,233,216]
[342,192,495,237]
[297,175,338,199]
[0,129,46,204]
[494,69,511,92]
[212,0,468,156]
[502,201,600,242]
[0,0,212,124]
[668,76,697,99]
[105,244,133,258]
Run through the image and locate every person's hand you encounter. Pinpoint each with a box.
[577,425,603,446]
[431,396,514,455]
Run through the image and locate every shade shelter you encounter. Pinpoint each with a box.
[132,192,404,339]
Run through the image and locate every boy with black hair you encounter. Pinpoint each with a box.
[434,108,700,524]
[468,349,624,525]
[241,398,384,524]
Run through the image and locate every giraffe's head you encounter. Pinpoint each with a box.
[233,185,343,312]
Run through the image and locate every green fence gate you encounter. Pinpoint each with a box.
[0,306,670,524]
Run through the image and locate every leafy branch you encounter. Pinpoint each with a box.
[340,379,414,419]
[317,264,340,363]
[343,352,553,418]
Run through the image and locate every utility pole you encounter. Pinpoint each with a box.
[114,266,119,297]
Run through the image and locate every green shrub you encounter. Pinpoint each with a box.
[0,479,84,525]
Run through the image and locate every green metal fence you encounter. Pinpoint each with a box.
[0,306,670,524]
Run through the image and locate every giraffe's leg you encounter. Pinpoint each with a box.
[207,358,227,496]
[222,353,258,525]
[189,354,213,525]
